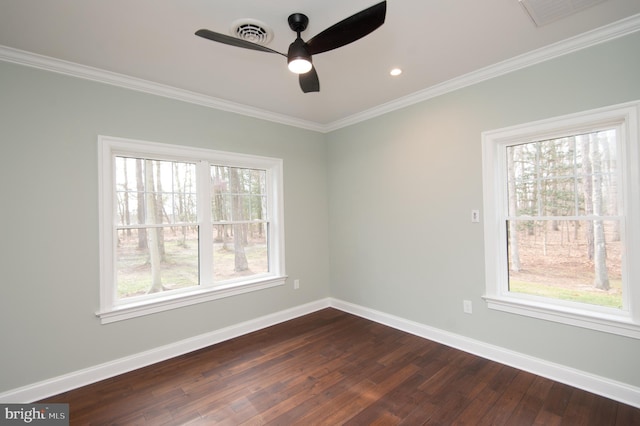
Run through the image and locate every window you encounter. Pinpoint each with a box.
[97,136,286,323]
[482,101,640,338]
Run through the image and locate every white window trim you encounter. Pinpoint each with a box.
[481,101,640,339]
[97,136,286,324]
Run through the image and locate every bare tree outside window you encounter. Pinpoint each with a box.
[145,159,164,293]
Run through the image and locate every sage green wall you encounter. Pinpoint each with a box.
[2,30,640,396]
[0,62,329,393]
[327,32,640,387]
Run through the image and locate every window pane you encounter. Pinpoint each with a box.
[507,219,622,308]
[210,165,267,222]
[507,130,617,218]
[116,226,199,299]
[171,162,198,222]
[212,223,269,282]
[115,157,144,226]
[115,157,197,226]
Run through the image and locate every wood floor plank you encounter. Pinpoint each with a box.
[616,402,640,425]
[445,362,504,423]
[37,308,640,425]
[317,363,421,425]
[505,375,554,425]
[477,370,537,425]
[562,388,598,425]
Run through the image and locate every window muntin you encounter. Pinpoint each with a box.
[505,131,623,310]
[482,101,640,338]
[98,137,286,323]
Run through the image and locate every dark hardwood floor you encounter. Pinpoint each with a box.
[40,308,640,425]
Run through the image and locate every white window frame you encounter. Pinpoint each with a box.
[97,136,286,324]
[481,101,640,339]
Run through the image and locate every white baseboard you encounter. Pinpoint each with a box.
[2,297,639,409]
[329,298,640,409]
[0,299,331,403]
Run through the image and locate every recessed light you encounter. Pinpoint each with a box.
[390,68,402,76]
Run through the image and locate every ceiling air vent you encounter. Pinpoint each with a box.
[519,0,608,27]
[231,19,274,45]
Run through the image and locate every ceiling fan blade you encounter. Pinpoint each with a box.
[195,29,285,56]
[305,1,386,55]
[299,66,320,93]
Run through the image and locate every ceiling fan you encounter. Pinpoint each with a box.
[195,1,387,93]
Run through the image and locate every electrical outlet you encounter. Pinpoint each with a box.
[294,279,300,290]
[463,300,473,314]
[471,210,480,223]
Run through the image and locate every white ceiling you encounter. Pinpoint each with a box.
[1,0,639,129]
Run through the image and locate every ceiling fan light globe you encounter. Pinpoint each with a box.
[287,37,312,74]
[288,58,312,74]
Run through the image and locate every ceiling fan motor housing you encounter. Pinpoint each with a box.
[288,13,309,33]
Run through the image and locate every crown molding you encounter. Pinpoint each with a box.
[0,45,325,133]
[1,13,639,134]
[324,13,640,132]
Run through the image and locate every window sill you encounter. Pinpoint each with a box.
[97,276,287,324]
[483,295,640,339]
